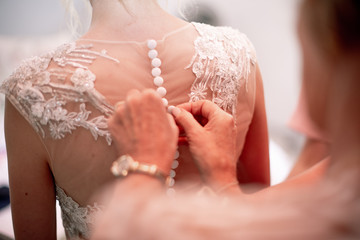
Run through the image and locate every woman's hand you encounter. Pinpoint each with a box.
[108,89,179,174]
[173,100,239,191]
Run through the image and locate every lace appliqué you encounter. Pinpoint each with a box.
[187,22,257,115]
[0,43,119,145]
[56,185,103,239]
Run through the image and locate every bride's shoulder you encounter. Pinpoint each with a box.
[191,22,257,59]
[0,42,116,142]
[0,41,118,98]
[1,42,75,90]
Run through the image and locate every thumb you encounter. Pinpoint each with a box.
[172,107,203,136]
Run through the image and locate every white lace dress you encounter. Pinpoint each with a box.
[1,22,257,239]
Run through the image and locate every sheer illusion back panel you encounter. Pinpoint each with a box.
[45,25,199,206]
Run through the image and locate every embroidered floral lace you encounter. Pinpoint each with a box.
[188,23,256,115]
[0,22,256,239]
[56,185,102,239]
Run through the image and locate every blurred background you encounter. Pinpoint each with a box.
[0,0,303,238]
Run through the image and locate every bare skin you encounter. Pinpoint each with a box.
[5,100,57,240]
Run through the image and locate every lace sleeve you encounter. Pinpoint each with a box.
[0,43,120,145]
[0,54,54,135]
[187,22,257,116]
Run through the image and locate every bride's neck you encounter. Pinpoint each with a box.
[87,0,175,39]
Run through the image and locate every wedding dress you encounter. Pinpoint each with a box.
[1,22,257,239]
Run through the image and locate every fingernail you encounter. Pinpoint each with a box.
[171,107,181,117]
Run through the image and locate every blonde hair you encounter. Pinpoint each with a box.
[61,0,91,37]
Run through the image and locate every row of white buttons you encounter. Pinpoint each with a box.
[147,40,169,107]
[147,39,180,196]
